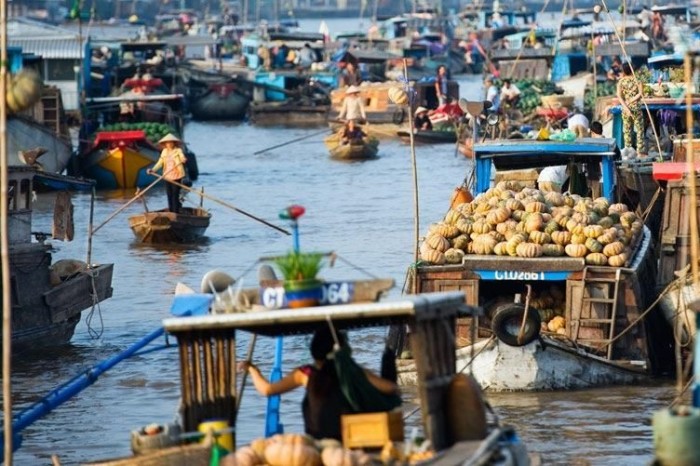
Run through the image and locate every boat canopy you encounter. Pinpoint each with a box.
[163,292,474,336]
[473,139,619,199]
[336,49,401,64]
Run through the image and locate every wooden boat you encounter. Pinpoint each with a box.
[82,289,534,465]
[249,101,330,126]
[397,138,670,391]
[397,129,457,144]
[324,133,379,160]
[128,207,211,244]
[76,94,199,189]
[7,167,114,353]
[189,81,250,121]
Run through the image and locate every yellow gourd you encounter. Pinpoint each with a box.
[608,203,629,214]
[250,438,267,460]
[516,242,543,258]
[551,230,571,246]
[598,216,614,229]
[444,209,464,225]
[542,244,565,256]
[585,252,608,266]
[597,232,616,245]
[529,230,551,245]
[571,233,587,245]
[220,447,263,466]
[471,219,492,234]
[472,234,497,255]
[6,69,42,114]
[264,443,321,466]
[494,241,509,256]
[425,234,450,252]
[585,238,603,253]
[421,247,446,264]
[444,248,465,264]
[451,234,470,251]
[603,241,625,257]
[524,213,544,233]
[387,86,408,105]
[486,207,511,225]
[432,222,460,239]
[547,316,566,332]
[320,446,372,466]
[505,198,524,211]
[544,191,565,207]
[584,225,605,238]
[565,243,587,258]
[525,201,547,213]
[607,253,628,267]
[455,217,474,234]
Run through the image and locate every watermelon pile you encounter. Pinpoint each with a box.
[97,122,179,145]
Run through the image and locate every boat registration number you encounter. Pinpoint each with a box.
[260,282,355,309]
[493,271,545,280]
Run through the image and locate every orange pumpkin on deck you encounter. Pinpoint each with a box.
[450,185,474,209]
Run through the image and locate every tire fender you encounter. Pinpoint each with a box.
[491,303,541,347]
[392,108,406,125]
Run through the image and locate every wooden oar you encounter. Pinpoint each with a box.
[253,129,330,155]
[166,179,291,235]
[92,168,175,235]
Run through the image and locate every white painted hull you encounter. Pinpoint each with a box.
[398,336,646,391]
[8,116,72,174]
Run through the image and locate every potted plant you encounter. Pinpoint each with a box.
[274,251,325,308]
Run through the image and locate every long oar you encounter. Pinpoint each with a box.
[233,334,257,423]
[253,129,329,155]
[92,168,175,235]
[167,179,291,235]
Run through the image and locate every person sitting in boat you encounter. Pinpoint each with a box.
[590,121,604,138]
[341,120,367,145]
[147,133,188,213]
[484,77,500,112]
[414,107,433,131]
[433,97,464,122]
[237,327,399,441]
[338,85,367,123]
[499,79,521,109]
[298,43,316,69]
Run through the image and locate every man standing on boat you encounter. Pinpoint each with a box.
[148,134,187,213]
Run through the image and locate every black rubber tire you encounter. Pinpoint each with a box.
[392,108,406,125]
[491,303,541,347]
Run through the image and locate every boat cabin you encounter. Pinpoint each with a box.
[473,139,618,199]
[489,29,556,80]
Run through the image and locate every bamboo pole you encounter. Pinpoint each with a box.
[1,0,13,457]
[166,179,291,235]
[404,60,420,293]
[684,53,699,284]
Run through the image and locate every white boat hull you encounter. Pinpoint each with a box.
[398,336,646,391]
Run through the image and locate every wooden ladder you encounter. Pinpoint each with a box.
[573,266,623,359]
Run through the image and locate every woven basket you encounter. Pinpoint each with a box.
[540,94,575,109]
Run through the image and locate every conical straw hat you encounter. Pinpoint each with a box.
[158,133,181,144]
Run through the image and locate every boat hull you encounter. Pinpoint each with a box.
[190,87,250,121]
[9,244,114,353]
[249,103,329,126]
[80,142,160,190]
[397,129,457,144]
[398,336,646,391]
[128,207,211,243]
[9,116,72,174]
[324,134,379,160]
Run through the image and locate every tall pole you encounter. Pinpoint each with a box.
[1,0,13,458]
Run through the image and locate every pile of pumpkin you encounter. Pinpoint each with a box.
[529,286,567,334]
[220,433,434,466]
[419,182,643,267]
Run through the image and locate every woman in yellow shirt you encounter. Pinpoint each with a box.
[148,133,187,213]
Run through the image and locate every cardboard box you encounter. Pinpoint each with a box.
[341,411,404,449]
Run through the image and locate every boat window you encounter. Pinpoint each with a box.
[47,59,79,81]
[19,179,31,210]
[8,180,16,211]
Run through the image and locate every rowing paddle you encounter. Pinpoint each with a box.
[253,128,330,155]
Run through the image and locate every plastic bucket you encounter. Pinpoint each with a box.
[653,406,700,466]
[198,419,234,452]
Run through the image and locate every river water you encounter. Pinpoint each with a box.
[6,18,685,465]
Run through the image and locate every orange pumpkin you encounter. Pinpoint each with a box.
[603,241,625,257]
[585,252,608,266]
[387,86,408,105]
[607,252,628,267]
[551,230,571,246]
[265,442,321,466]
[529,230,551,245]
[516,242,543,258]
[449,186,474,209]
[565,243,588,258]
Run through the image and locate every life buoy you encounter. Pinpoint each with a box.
[392,108,406,125]
[491,303,541,347]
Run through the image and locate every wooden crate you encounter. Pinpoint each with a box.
[673,139,700,163]
[494,169,539,188]
[341,411,404,448]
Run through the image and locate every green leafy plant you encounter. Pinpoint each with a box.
[667,67,685,83]
[636,66,652,84]
[274,251,324,281]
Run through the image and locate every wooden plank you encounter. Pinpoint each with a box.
[461,255,584,272]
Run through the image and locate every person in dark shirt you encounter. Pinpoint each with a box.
[414,106,433,131]
[341,119,366,145]
[238,327,397,440]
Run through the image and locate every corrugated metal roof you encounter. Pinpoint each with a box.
[8,37,85,59]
